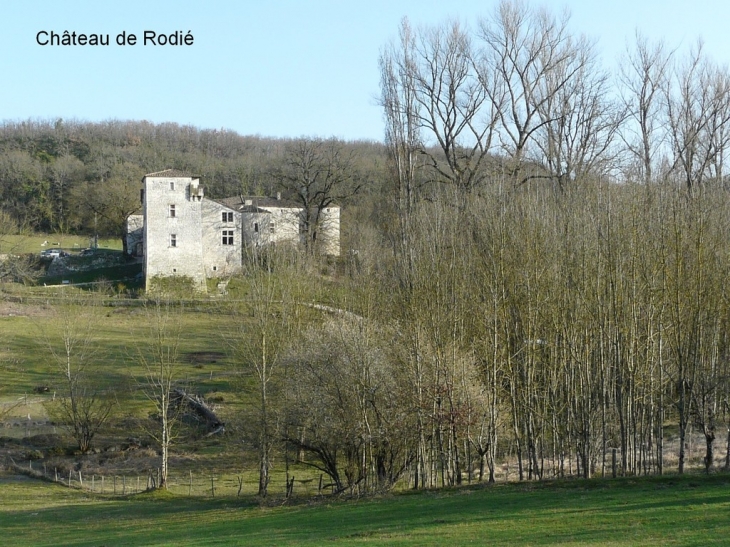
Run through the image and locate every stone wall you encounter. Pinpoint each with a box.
[144,175,205,290]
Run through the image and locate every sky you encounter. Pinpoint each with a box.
[2,0,730,142]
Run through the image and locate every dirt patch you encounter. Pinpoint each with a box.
[184,352,225,365]
[0,300,52,318]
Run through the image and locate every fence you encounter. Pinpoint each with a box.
[22,460,324,498]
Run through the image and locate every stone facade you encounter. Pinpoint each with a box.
[127,170,340,291]
[126,214,144,256]
[217,196,341,256]
[136,170,242,291]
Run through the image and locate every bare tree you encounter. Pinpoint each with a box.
[665,41,730,191]
[43,292,113,453]
[379,17,423,290]
[135,299,184,489]
[278,138,361,253]
[533,37,622,189]
[285,315,414,494]
[618,32,673,183]
[226,251,298,497]
[410,20,501,192]
[478,0,589,184]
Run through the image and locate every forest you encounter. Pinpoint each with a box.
[3,0,730,498]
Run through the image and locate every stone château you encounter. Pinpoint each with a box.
[126,169,340,290]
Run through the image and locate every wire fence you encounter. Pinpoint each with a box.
[19,460,325,498]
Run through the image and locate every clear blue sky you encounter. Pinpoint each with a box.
[2,1,729,142]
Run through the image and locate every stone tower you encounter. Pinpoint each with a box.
[143,169,206,291]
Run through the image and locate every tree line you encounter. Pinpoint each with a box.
[0,119,378,253]
[379,0,730,193]
[206,174,730,496]
[352,0,730,492]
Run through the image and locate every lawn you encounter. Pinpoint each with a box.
[0,473,729,546]
[0,234,121,255]
[0,300,234,398]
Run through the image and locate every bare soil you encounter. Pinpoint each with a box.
[0,300,51,318]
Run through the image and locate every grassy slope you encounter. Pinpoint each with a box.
[0,303,235,397]
[1,474,729,546]
[0,235,121,255]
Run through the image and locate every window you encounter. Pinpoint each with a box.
[254,222,259,233]
[222,211,233,223]
[169,204,176,218]
[170,182,175,190]
[269,222,275,234]
[222,230,234,245]
[170,234,177,247]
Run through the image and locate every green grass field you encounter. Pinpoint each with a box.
[0,234,122,255]
[1,280,729,546]
[1,473,729,546]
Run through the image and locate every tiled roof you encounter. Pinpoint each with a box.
[214,196,303,210]
[144,169,199,178]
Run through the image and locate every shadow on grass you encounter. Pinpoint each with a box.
[3,473,730,546]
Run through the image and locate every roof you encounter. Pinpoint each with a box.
[144,169,199,178]
[213,196,303,210]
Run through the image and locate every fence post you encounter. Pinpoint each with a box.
[78,470,83,488]
[68,470,71,487]
[114,475,117,494]
[123,475,126,495]
[189,471,193,496]
[211,476,215,497]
